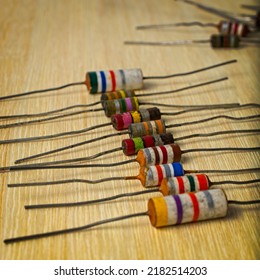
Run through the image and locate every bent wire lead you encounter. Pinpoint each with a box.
[0,98,249,141]
[13,118,260,164]
[124,34,260,48]
[0,76,233,129]
[0,59,237,101]
[176,0,260,28]
[6,162,260,188]
[3,189,260,244]
[24,175,260,209]
[10,130,260,167]
[2,144,259,174]
[136,21,252,37]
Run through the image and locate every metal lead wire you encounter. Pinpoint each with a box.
[3,212,149,244]
[24,179,260,210]
[1,146,259,172]
[7,167,260,188]
[136,22,216,30]
[13,118,260,165]
[25,189,159,209]
[0,77,230,128]
[0,59,236,101]
[3,199,260,244]
[0,144,260,173]
[176,0,250,24]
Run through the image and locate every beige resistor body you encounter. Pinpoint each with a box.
[148,189,228,227]
[86,69,144,93]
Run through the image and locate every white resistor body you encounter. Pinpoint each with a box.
[86,69,144,94]
[160,174,210,195]
[138,162,184,187]
[148,189,228,227]
[219,21,250,37]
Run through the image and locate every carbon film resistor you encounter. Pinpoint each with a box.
[125,34,260,48]
[0,60,236,101]
[177,0,260,29]
[5,143,260,171]
[13,119,260,164]
[24,174,260,210]
[6,162,260,189]
[4,189,260,244]
[136,21,252,37]
[0,75,232,128]
[2,98,254,143]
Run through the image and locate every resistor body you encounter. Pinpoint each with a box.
[86,69,143,94]
[112,107,161,131]
[148,189,228,227]
[104,97,140,117]
[128,119,166,138]
[135,143,182,167]
[218,21,250,37]
[101,90,136,103]
[137,162,184,187]
[160,174,210,195]
[210,34,240,48]
[122,133,174,156]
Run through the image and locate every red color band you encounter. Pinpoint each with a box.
[159,145,168,164]
[196,174,209,191]
[143,135,155,148]
[109,70,116,91]
[177,177,185,194]
[189,193,200,222]
[155,165,164,185]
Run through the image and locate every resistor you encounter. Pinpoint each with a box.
[4,189,260,244]
[15,140,260,169]
[177,0,260,28]
[1,101,256,143]
[102,96,240,118]
[24,175,260,209]
[4,143,259,170]
[5,162,260,188]
[0,59,236,101]
[124,34,260,48]
[136,21,252,37]
[0,76,233,128]
[13,121,260,164]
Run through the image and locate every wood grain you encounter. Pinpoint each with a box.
[0,0,259,260]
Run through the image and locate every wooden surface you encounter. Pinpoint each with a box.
[0,0,259,260]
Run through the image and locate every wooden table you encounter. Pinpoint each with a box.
[0,0,259,260]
